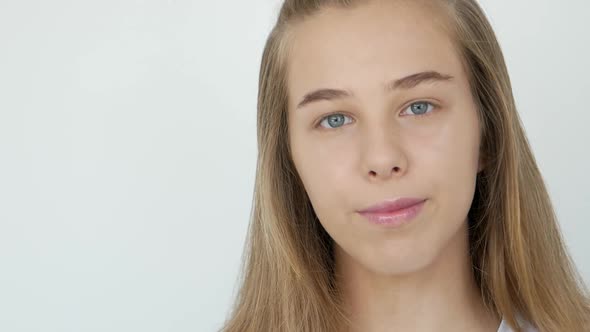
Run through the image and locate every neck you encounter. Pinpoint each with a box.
[334,221,500,332]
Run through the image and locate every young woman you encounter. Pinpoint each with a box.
[221,0,590,331]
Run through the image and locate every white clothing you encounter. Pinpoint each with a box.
[497,316,538,332]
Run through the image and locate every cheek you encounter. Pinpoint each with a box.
[415,108,480,219]
[290,132,355,224]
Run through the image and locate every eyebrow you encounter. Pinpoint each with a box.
[295,70,454,110]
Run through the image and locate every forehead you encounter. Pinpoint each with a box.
[286,1,465,108]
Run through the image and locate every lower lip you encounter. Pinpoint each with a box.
[359,200,426,228]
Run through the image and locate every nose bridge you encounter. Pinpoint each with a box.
[360,118,407,180]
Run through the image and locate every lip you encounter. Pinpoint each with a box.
[357,197,427,227]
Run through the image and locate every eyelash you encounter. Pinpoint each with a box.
[314,100,439,129]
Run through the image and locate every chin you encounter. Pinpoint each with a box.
[365,221,469,277]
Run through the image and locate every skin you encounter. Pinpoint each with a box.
[286,1,499,331]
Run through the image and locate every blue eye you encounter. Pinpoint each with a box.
[317,102,434,129]
[405,101,435,115]
[318,113,353,129]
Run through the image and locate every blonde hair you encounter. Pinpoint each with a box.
[220,0,590,331]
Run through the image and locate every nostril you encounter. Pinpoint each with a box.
[393,166,401,173]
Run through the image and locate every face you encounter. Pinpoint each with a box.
[286,1,482,276]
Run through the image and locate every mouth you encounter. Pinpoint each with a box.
[357,197,427,227]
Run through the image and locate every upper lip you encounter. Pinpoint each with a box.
[357,197,427,213]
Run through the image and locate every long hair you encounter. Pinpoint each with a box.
[220,1,590,331]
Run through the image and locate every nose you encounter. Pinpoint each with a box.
[361,126,408,182]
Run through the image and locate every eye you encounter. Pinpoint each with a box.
[402,101,435,116]
[318,113,353,129]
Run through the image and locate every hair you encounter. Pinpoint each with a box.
[219,0,590,331]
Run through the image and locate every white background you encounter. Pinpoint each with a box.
[0,1,588,331]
